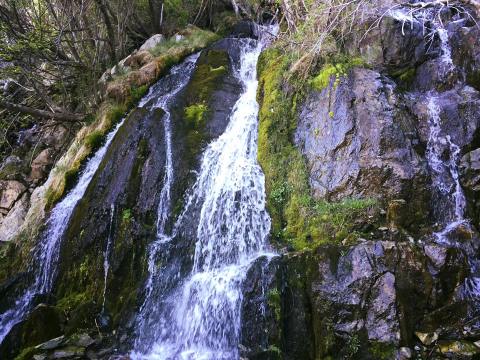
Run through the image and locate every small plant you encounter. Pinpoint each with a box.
[185,104,208,126]
[122,208,132,221]
[271,182,289,205]
[130,85,149,103]
[85,130,103,151]
[267,288,281,322]
[346,334,361,358]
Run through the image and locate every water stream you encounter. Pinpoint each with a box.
[132,26,276,360]
[425,26,480,299]
[102,203,115,314]
[0,119,125,343]
[135,54,200,329]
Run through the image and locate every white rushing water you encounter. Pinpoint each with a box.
[424,27,480,299]
[102,203,115,314]
[133,26,276,359]
[0,119,125,343]
[135,54,199,329]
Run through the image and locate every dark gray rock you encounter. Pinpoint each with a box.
[295,68,430,232]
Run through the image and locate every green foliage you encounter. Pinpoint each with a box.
[130,85,149,104]
[185,104,208,126]
[267,288,281,322]
[370,342,395,360]
[85,131,103,151]
[310,57,365,91]
[257,48,377,251]
[122,208,132,221]
[346,335,361,358]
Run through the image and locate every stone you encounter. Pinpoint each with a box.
[0,192,29,242]
[52,346,85,359]
[139,33,165,51]
[350,13,430,70]
[124,50,153,70]
[295,68,430,233]
[33,355,47,360]
[460,148,480,192]
[438,340,480,356]
[0,180,26,210]
[0,304,65,359]
[415,331,438,346]
[451,24,480,90]
[387,199,409,230]
[67,333,94,348]
[30,148,54,181]
[398,347,412,359]
[424,244,447,268]
[366,272,400,343]
[35,335,65,350]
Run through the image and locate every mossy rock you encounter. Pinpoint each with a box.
[257,48,378,251]
[0,304,64,359]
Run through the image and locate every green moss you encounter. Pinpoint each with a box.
[257,48,377,251]
[63,169,79,193]
[122,208,132,221]
[56,292,89,312]
[14,346,38,360]
[391,67,417,87]
[185,104,208,126]
[85,130,103,151]
[310,57,365,91]
[129,85,149,104]
[370,342,396,360]
[267,288,281,322]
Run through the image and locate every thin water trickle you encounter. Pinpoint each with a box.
[102,203,115,314]
[133,25,278,359]
[0,119,125,343]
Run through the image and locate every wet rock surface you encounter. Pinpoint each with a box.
[240,240,478,360]
[0,35,248,358]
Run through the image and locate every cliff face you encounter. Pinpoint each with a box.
[1,2,480,359]
[249,3,480,359]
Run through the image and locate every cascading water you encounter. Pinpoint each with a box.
[135,54,199,330]
[132,25,276,359]
[0,119,125,343]
[425,26,480,299]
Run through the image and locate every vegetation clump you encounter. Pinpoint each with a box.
[310,57,364,91]
[257,48,377,251]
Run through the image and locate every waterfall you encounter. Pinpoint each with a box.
[0,119,125,343]
[425,27,480,299]
[102,203,115,314]
[132,25,277,359]
[135,54,199,330]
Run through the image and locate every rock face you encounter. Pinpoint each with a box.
[241,240,473,360]
[295,9,480,231]
[0,123,70,243]
[295,67,429,230]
